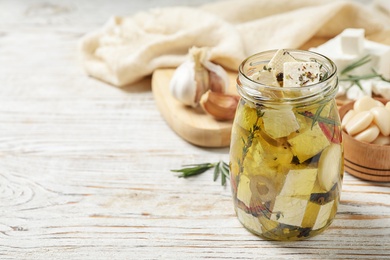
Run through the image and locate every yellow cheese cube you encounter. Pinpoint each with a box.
[258,137,294,168]
[259,216,279,234]
[288,122,330,163]
[313,200,335,230]
[301,202,321,228]
[279,168,318,198]
[263,109,300,139]
[236,208,263,234]
[236,103,262,131]
[270,196,308,227]
[236,175,251,207]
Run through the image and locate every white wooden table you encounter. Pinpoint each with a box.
[1,1,389,259]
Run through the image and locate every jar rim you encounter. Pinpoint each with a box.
[237,49,338,105]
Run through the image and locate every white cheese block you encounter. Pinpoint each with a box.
[345,80,372,100]
[267,49,297,77]
[340,28,365,56]
[372,79,390,99]
[283,62,321,88]
[279,168,317,198]
[313,200,334,230]
[310,28,390,79]
[252,69,280,87]
[270,196,308,227]
[364,40,390,79]
[309,36,357,73]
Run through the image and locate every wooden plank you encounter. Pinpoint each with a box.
[152,69,237,147]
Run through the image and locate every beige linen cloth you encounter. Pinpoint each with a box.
[79,0,390,87]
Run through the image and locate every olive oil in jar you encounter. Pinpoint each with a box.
[230,49,343,241]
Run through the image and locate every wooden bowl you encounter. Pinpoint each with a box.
[339,98,390,182]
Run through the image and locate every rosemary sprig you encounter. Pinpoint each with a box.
[310,103,326,129]
[298,111,339,126]
[340,74,380,82]
[238,107,264,174]
[340,54,371,75]
[171,161,230,186]
[339,55,389,85]
[372,68,390,83]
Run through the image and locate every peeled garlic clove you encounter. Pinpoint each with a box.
[375,100,385,107]
[353,96,380,112]
[372,134,390,145]
[200,90,239,121]
[341,109,356,130]
[345,111,374,136]
[386,101,390,111]
[169,60,198,107]
[370,106,390,136]
[353,124,380,143]
[318,143,342,191]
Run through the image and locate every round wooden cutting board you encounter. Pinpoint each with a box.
[151,69,238,148]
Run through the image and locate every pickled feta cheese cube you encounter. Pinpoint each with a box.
[283,62,321,88]
[288,122,330,163]
[237,175,251,207]
[301,200,334,229]
[253,69,280,87]
[236,104,262,131]
[262,109,300,139]
[279,168,317,198]
[270,196,308,227]
[267,49,297,78]
[301,201,321,228]
[312,200,335,230]
[259,216,279,234]
[236,208,263,233]
[261,142,294,169]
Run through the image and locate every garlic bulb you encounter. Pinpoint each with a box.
[169,47,229,107]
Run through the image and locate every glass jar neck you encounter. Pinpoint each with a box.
[237,49,338,107]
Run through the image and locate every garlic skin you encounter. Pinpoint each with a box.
[203,60,229,93]
[169,60,198,107]
[200,90,240,121]
[169,47,229,108]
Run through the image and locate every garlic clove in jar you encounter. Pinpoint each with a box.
[169,46,229,108]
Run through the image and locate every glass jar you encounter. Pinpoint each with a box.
[229,49,343,241]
